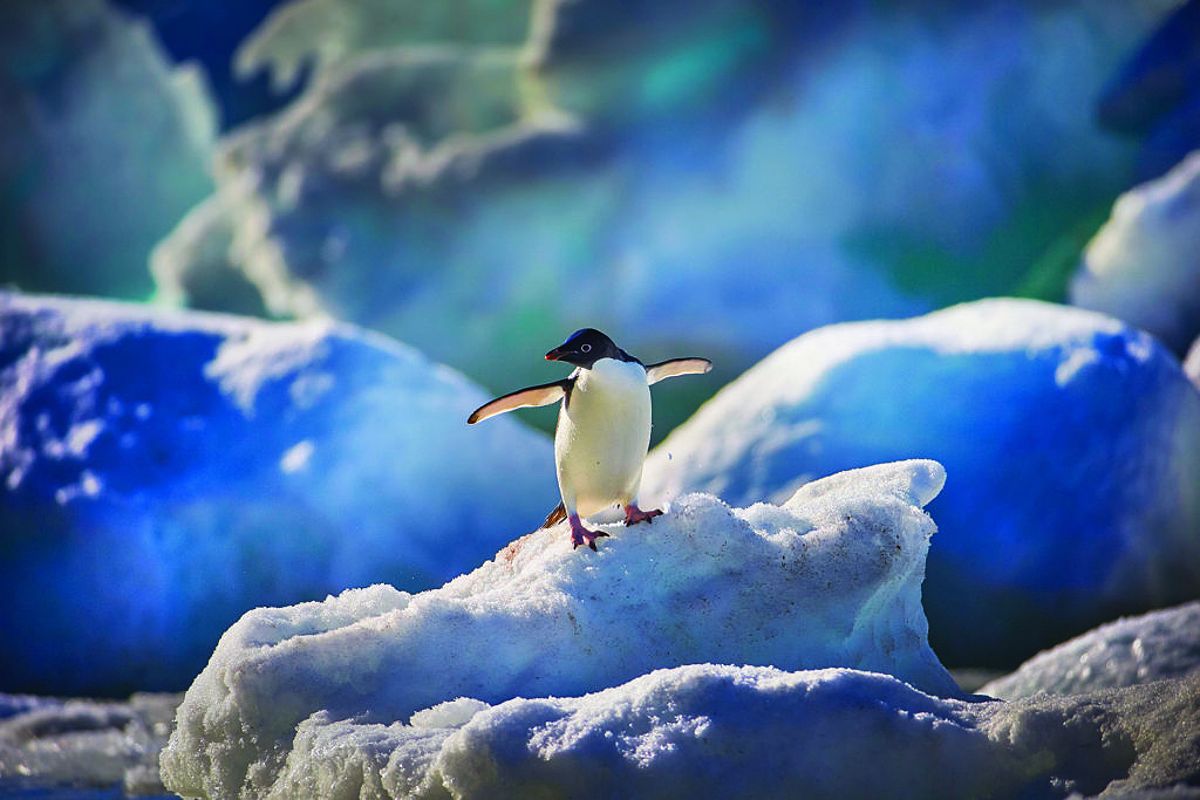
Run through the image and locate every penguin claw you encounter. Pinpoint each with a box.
[623,505,663,526]
[569,519,608,552]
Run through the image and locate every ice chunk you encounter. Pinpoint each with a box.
[161,460,959,798]
[162,663,1200,799]
[982,602,1200,700]
[0,692,178,796]
[1187,335,1200,389]
[1072,150,1200,353]
[150,194,267,316]
[0,0,215,300]
[0,292,555,696]
[236,0,533,90]
[643,298,1200,667]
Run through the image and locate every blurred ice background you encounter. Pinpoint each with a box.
[2,0,1200,710]
[6,0,1197,436]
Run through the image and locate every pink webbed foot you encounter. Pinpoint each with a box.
[623,504,663,526]
[569,514,609,552]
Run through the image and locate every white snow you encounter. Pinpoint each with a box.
[642,298,1200,667]
[1072,150,1200,353]
[160,664,1200,799]
[161,459,961,798]
[0,292,556,696]
[982,602,1200,700]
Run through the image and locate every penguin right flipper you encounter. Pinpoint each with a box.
[467,379,571,424]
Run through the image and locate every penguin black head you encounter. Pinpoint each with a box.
[545,328,629,368]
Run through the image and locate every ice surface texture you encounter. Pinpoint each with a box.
[1072,150,1200,354]
[0,0,215,300]
[983,601,1200,700]
[643,298,1200,667]
[162,665,1200,799]
[161,460,961,798]
[157,1,1164,404]
[0,293,555,695]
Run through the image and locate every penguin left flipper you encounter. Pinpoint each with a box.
[644,357,713,385]
[467,378,571,424]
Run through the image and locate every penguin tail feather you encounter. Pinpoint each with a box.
[541,502,567,529]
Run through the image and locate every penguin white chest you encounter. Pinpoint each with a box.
[555,358,652,517]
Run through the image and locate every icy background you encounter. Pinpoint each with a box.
[3,0,1200,797]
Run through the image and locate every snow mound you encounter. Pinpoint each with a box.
[0,692,178,796]
[982,602,1200,700]
[161,459,960,798]
[643,298,1200,667]
[164,664,1200,799]
[1071,150,1200,354]
[0,292,555,696]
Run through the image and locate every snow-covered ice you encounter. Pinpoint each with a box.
[0,691,178,796]
[643,298,1200,667]
[1071,150,1200,354]
[162,664,1200,799]
[161,459,961,798]
[982,602,1200,700]
[0,293,555,695]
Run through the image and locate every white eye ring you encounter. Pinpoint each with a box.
[580,343,592,353]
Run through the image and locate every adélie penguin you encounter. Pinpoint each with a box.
[468,328,712,550]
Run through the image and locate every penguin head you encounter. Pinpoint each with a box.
[545,328,621,368]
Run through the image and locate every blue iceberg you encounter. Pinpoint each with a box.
[644,299,1200,668]
[0,293,555,695]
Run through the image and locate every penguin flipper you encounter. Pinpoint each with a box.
[645,357,713,385]
[541,502,567,529]
[467,379,569,424]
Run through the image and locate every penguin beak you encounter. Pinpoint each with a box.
[545,347,565,361]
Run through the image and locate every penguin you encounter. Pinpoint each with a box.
[468,328,712,551]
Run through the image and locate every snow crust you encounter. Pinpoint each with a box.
[161,459,960,798]
[0,292,555,695]
[162,664,1200,799]
[982,602,1200,700]
[1072,150,1200,354]
[643,298,1200,666]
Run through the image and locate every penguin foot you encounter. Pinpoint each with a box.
[623,504,663,526]
[568,514,609,552]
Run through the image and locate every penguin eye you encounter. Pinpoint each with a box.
[580,344,592,353]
